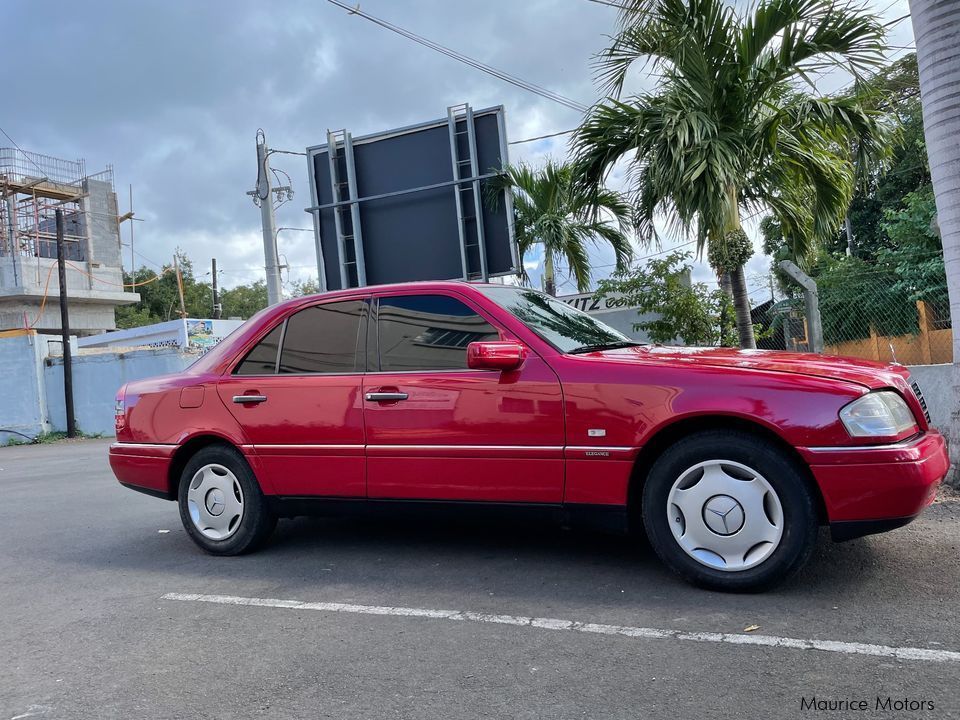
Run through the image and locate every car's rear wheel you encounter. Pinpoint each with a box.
[642,430,818,592]
[177,444,276,555]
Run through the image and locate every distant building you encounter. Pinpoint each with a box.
[0,148,139,335]
[557,289,663,342]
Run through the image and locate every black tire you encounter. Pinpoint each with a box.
[642,430,818,592]
[177,444,276,555]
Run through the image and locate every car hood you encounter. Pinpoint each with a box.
[580,345,909,389]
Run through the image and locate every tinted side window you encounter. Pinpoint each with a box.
[279,300,365,374]
[234,324,283,375]
[378,294,499,371]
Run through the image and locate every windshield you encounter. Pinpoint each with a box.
[476,285,637,354]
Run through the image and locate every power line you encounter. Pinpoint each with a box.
[0,125,48,177]
[584,0,627,8]
[509,128,576,145]
[884,13,911,27]
[325,0,588,113]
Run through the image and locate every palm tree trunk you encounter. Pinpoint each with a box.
[543,251,557,296]
[718,272,734,346]
[722,186,756,350]
[912,0,960,485]
[720,272,733,300]
[729,265,757,349]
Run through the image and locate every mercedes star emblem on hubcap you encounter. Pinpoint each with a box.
[702,495,745,536]
[205,488,226,516]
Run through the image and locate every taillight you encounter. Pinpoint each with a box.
[115,385,127,433]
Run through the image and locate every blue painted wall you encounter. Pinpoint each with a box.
[0,333,50,441]
[44,348,194,436]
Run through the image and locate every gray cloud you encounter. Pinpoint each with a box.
[2,0,913,297]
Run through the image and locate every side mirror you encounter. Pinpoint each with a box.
[467,341,527,371]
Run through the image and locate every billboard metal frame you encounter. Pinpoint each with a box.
[305,104,518,291]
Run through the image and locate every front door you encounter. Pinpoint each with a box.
[217,298,368,497]
[363,291,565,502]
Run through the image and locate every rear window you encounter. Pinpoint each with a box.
[278,301,365,374]
[233,324,283,375]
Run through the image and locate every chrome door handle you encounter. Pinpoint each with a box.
[233,395,267,404]
[365,392,408,402]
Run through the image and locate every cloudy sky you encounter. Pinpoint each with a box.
[2,0,917,299]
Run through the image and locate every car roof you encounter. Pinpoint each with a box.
[275,279,511,309]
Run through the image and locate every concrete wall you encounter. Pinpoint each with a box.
[44,347,194,436]
[0,331,53,439]
[906,364,953,432]
[82,179,123,267]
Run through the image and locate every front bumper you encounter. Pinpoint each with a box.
[109,442,177,500]
[798,431,949,538]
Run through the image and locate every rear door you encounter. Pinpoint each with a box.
[217,298,368,496]
[363,290,565,502]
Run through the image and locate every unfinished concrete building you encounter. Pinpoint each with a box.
[0,148,139,335]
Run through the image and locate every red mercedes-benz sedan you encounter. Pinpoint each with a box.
[109,281,948,591]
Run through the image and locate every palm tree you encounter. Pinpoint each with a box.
[493,161,634,296]
[910,0,960,479]
[573,0,891,348]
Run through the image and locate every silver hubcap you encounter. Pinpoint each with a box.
[666,460,784,572]
[187,464,244,540]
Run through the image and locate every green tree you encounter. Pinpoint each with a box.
[836,54,930,259]
[765,187,946,345]
[289,277,321,297]
[220,280,268,320]
[878,186,948,315]
[115,251,272,327]
[573,0,891,348]
[596,251,736,345]
[115,250,212,327]
[491,161,634,296]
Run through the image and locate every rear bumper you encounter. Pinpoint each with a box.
[109,442,177,500]
[799,431,949,528]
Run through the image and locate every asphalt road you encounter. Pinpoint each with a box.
[1,439,959,719]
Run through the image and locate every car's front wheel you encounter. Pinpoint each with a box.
[642,430,818,592]
[177,444,276,555]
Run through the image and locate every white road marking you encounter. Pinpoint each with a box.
[162,592,960,664]
[9,706,52,720]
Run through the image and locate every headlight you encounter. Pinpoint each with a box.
[839,391,918,438]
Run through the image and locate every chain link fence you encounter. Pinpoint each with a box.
[760,252,952,365]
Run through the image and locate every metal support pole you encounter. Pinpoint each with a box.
[463,105,489,281]
[779,260,824,353]
[211,257,221,319]
[342,133,367,286]
[447,108,470,280]
[55,209,76,438]
[327,130,350,290]
[256,137,283,305]
[6,195,19,287]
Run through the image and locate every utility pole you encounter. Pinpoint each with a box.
[251,130,284,306]
[211,258,222,319]
[173,254,187,319]
[55,209,76,438]
[129,184,135,273]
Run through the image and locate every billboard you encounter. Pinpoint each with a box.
[305,104,517,291]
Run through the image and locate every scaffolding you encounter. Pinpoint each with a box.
[0,147,114,264]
